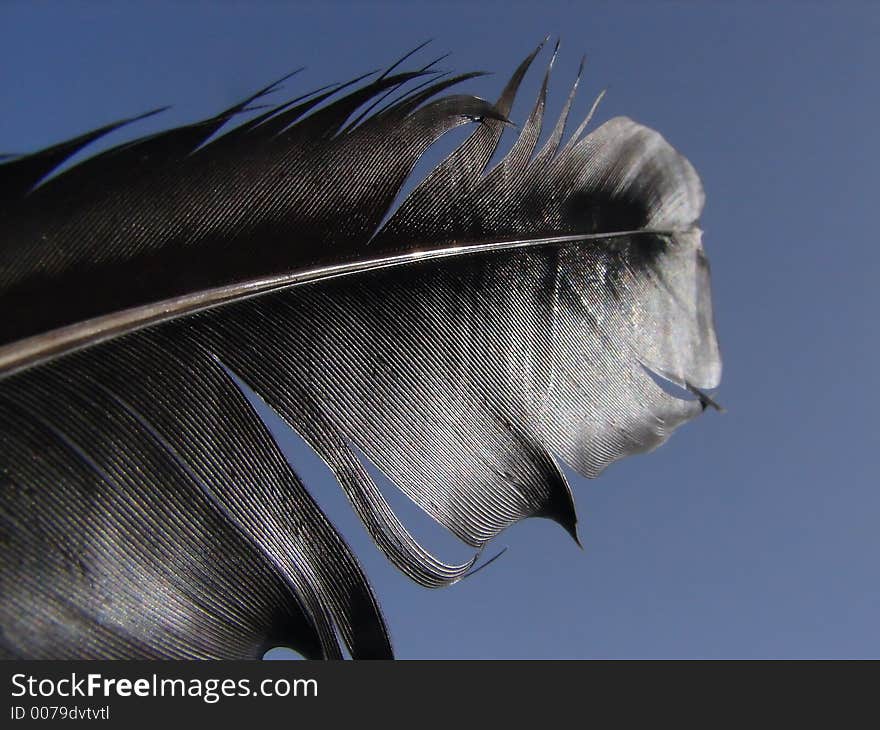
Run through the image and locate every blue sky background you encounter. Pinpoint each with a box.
[2,1,877,659]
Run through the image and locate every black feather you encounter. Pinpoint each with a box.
[0,44,721,659]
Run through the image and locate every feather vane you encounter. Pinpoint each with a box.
[0,43,721,659]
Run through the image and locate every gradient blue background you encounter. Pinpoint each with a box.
[2,1,877,659]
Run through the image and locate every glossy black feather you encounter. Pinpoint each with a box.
[0,44,721,659]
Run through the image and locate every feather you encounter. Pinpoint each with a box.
[0,43,721,659]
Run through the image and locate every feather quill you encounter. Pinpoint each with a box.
[0,43,721,659]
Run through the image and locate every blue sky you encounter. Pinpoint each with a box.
[2,1,878,659]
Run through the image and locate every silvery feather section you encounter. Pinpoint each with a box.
[0,43,720,659]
